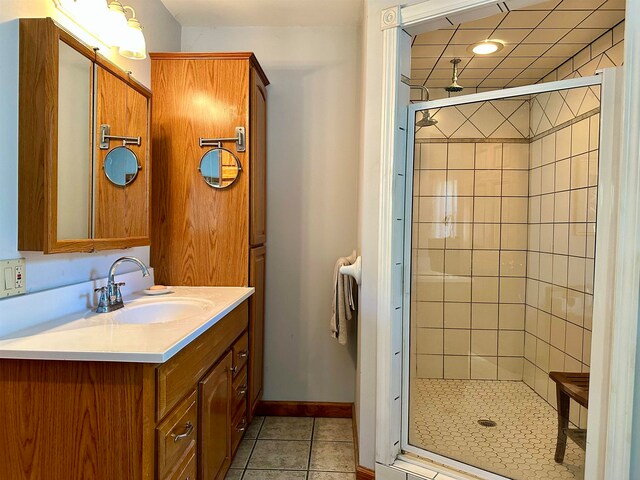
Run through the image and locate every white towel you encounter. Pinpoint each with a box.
[331,252,357,345]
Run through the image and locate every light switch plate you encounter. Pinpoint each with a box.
[0,258,26,298]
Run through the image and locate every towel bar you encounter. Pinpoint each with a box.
[340,256,362,286]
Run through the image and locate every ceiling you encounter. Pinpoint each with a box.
[160,0,363,27]
[411,0,625,90]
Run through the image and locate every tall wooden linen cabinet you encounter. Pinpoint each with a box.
[150,53,268,429]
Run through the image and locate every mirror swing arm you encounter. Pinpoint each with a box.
[199,126,246,152]
[99,124,142,150]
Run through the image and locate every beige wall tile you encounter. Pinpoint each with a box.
[523,359,536,387]
[499,330,524,356]
[416,302,444,328]
[500,250,527,277]
[475,143,502,169]
[444,249,472,276]
[503,170,529,196]
[502,143,529,169]
[498,357,523,380]
[419,197,446,222]
[554,191,570,222]
[448,197,474,223]
[416,249,444,275]
[473,224,501,250]
[566,291,584,327]
[444,330,471,355]
[502,197,529,223]
[552,254,569,287]
[447,170,474,196]
[528,224,540,251]
[443,355,470,379]
[525,333,536,362]
[416,276,444,301]
[588,151,599,187]
[472,303,499,329]
[474,197,501,223]
[537,311,552,343]
[418,223,446,249]
[444,276,471,302]
[500,304,526,330]
[528,195,541,223]
[553,224,569,255]
[472,250,500,276]
[538,282,553,313]
[417,328,444,354]
[416,354,443,378]
[550,316,566,351]
[526,280,539,308]
[542,134,556,165]
[471,330,498,356]
[541,163,555,194]
[448,143,475,169]
[571,118,590,156]
[529,167,542,196]
[568,224,587,257]
[502,224,528,250]
[443,302,471,329]
[446,223,474,249]
[419,169,448,196]
[535,339,550,373]
[500,277,526,303]
[565,322,584,361]
[570,189,588,222]
[472,277,499,303]
[475,170,502,196]
[420,143,448,169]
[530,139,542,168]
[551,286,568,319]
[555,159,571,192]
[571,154,589,189]
[471,356,498,380]
[540,194,555,223]
[556,126,572,161]
[540,224,554,253]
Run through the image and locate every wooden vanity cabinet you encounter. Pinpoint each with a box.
[150,53,268,423]
[18,18,151,254]
[199,352,232,479]
[0,301,250,480]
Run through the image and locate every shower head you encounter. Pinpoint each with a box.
[416,110,438,127]
[445,58,464,93]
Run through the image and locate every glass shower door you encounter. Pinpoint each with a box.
[403,76,603,480]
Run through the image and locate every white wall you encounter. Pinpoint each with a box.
[182,26,361,403]
[0,0,180,295]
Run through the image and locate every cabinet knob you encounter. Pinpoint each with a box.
[172,421,194,443]
[238,349,248,359]
[236,418,247,433]
[237,384,248,397]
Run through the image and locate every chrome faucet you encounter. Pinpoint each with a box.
[95,256,150,313]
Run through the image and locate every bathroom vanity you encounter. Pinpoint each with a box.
[0,287,253,480]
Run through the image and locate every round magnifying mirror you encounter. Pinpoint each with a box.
[104,146,141,187]
[199,148,242,189]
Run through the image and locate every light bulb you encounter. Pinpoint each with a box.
[468,40,504,56]
[106,1,128,47]
[119,16,147,60]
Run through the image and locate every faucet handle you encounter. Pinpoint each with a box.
[94,286,107,293]
[94,286,109,312]
[117,282,126,287]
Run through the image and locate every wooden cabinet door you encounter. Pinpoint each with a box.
[249,67,267,247]
[199,351,232,480]
[94,65,150,242]
[248,246,266,421]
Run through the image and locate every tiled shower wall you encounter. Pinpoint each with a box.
[523,85,600,429]
[412,99,530,381]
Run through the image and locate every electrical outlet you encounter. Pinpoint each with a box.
[0,258,26,298]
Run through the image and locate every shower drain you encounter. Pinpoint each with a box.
[477,419,497,427]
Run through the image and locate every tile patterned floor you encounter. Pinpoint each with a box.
[226,416,356,480]
[409,379,585,480]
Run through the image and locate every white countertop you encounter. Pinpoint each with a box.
[0,286,254,363]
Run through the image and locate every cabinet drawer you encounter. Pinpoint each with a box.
[157,301,248,419]
[169,453,196,480]
[231,405,248,455]
[231,367,248,416]
[232,332,249,377]
[157,390,198,480]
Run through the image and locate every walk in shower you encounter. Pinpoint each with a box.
[404,75,603,480]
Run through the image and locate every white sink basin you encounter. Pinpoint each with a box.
[112,298,214,324]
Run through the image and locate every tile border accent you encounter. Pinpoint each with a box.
[416,138,529,144]
[529,107,601,143]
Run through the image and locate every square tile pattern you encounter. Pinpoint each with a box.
[409,379,585,480]
[227,417,355,480]
[410,0,625,92]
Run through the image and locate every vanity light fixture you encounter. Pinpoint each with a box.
[468,39,504,55]
[107,1,147,59]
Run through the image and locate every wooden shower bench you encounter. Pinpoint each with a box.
[549,371,590,463]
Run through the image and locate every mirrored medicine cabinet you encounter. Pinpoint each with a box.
[18,18,151,254]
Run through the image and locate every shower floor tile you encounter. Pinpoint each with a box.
[409,379,585,480]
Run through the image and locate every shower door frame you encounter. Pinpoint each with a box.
[401,73,608,480]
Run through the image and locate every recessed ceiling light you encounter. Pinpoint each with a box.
[468,40,504,55]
